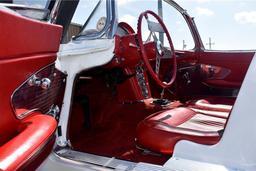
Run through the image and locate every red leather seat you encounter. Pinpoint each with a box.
[0,113,57,171]
[186,97,235,118]
[136,107,227,154]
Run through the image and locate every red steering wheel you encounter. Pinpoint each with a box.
[137,10,177,88]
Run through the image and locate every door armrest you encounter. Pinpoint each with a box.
[0,114,57,171]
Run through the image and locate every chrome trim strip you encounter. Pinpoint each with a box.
[17,108,40,118]
[55,149,137,170]
[54,148,172,171]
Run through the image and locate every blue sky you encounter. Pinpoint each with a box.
[175,0,256,50]
[71,0,256,50]
[12,0,256,50]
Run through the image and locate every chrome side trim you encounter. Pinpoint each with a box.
[17,108,40,119]
[54,148,173,171]
[55,149,137,170]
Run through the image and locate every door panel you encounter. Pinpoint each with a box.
[199,51,255,88]
[0,8,62,171]
[0,55,56,144]
[149,50,255,99]
[0,9,62,59]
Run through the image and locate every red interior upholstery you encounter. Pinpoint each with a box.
[186,97,235,118]
[199,51,254,89]
[0,9,62,59]
[188,97,234,111]
[0,113,57,171]
[136,107,227,154]
[0,8,62,171]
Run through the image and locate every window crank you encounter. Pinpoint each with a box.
[28,75,41,86]
[41,78,51,90]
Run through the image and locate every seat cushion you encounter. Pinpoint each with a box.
[136,107,226,154]
[186,97,235,118]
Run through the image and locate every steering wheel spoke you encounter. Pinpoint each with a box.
[162,47,173,59]
[155,54,161,75]
[145,32,152,42]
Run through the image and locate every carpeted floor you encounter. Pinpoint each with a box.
[69,100,170,165]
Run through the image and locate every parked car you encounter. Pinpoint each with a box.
[0,0,256,170]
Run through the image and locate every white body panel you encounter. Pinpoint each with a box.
[56,39,115,146]
[165,53,256,171]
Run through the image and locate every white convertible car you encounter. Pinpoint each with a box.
[0,0,255,171]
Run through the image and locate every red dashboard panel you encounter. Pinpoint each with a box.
[0,9,62,59]
[114,34,156,67]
